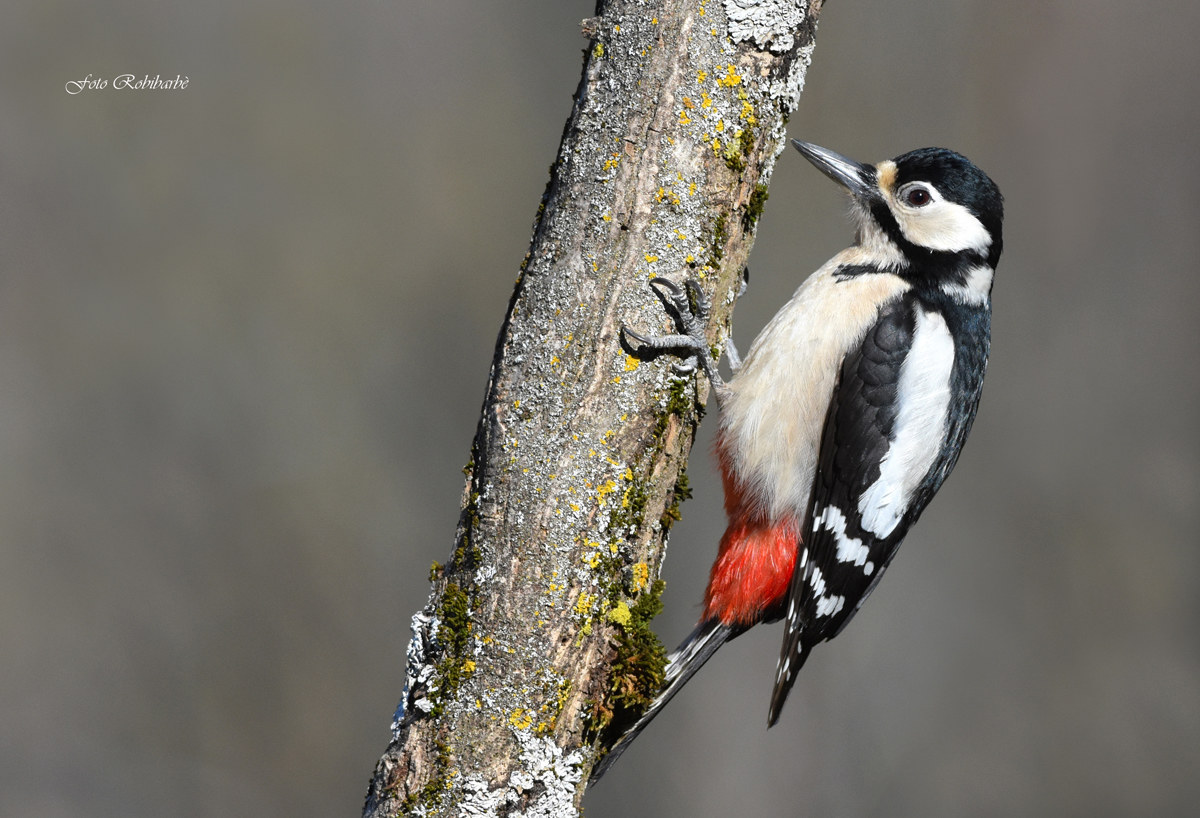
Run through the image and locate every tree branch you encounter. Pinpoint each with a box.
[363,2,823,814]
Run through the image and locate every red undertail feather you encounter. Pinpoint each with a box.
[703,432,799,626]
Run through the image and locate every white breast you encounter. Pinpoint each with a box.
[720,254,910,523]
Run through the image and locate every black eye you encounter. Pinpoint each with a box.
[905,187,932,207]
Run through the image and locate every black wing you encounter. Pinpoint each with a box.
[768,296,920,725]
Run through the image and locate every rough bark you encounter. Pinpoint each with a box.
[363,2,822,815]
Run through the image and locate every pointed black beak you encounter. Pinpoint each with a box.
[791,140,877,201]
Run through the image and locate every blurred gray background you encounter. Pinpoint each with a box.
[3,1,1197,816]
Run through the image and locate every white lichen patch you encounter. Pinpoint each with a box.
[393,609,439,738]
[457,777,506,816]
[724,0,809,53]
[511,733,586,817]
[455,733,584,817]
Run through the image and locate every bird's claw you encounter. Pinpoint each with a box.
[622,276,718,378]
[619,325,702,373]
[621,326,652,348]
[648,276,710,332]
[669,356,700,376]
[623,276,728,399]
[624,276,711,359]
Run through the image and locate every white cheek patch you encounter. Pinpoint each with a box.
[895,199,992,254]
[857,308,955,538]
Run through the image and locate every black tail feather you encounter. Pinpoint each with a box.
[588,618,742,785]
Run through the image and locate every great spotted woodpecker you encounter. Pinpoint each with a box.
[591,140,1003,782]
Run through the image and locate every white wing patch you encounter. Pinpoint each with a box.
[807,565,847,619]
[814,506,875,575]
[858,308,955,538]
[815,593,845,618]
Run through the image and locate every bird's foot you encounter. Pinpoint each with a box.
[623,277,726,395]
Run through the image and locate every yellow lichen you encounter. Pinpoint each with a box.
[509,709,534,730]
[632,562,650,593]
[597,479,618,506]
[607,601,632,628]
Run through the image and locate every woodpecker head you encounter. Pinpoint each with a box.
[793,140,1004,301]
